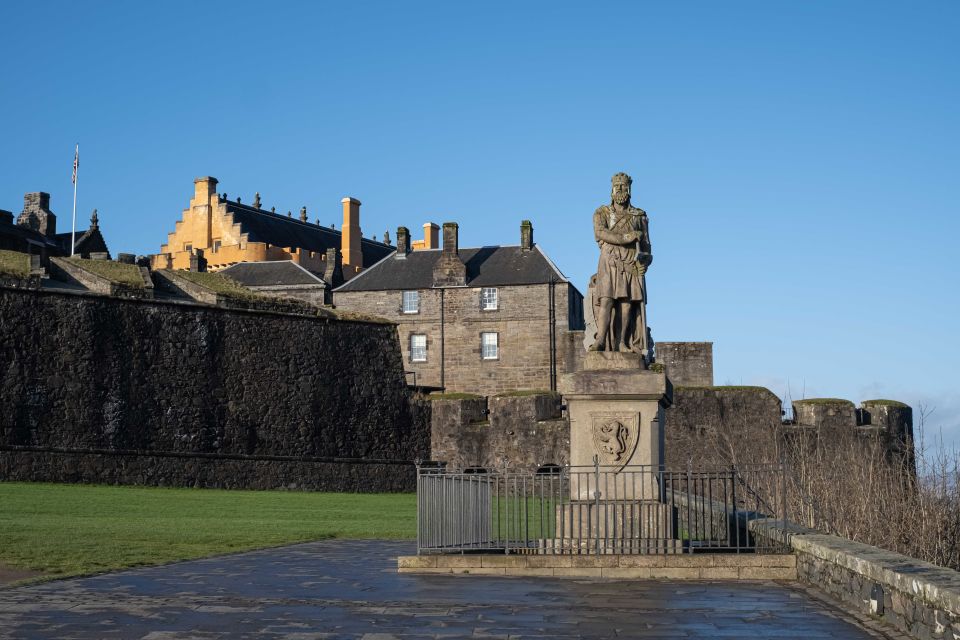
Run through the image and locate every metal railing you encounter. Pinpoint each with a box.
[416,461,788,555]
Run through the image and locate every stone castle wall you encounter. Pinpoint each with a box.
[0,286,430,491]
[428,386,913,473]
[429,393,567,472]
[656,341,713,386]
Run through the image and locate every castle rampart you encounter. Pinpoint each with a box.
[0,286,429,491]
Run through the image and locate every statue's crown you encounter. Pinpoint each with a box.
[612,172,632,186]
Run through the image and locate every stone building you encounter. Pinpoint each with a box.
[151,177,393,282]
[334,221,585,395]
[220,260,329,305]
[0,192,110,262]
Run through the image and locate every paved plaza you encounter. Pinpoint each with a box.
[0,540,901,639]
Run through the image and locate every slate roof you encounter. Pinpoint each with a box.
[334,245,569,292]
[221,260,326,288]
[0,219,60,250]
[224,201,393,266]
[54,227,109,257]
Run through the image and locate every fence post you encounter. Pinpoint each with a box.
[685,459,693,554]
[594,455,601,555]
[780,456,788,549]
[730,465,739,553]
[415,460,421,555]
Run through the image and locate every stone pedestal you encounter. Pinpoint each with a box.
[559,351,672,501]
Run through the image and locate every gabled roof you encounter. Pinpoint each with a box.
[224,201,393,266]
[221,260,326,288]
[54,227,109,257]
[334,245,569,292]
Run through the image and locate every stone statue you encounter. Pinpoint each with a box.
[586,172,652,359]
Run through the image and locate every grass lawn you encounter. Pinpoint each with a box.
[66,257,144,288]
[0,250,29,278]
[0,483,415,582]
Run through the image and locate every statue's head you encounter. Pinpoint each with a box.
[611,172,632,206]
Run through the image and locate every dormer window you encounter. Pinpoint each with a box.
[480,287,498,311]
[402,290,420,314]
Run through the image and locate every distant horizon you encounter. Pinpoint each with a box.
[1,0,957,455]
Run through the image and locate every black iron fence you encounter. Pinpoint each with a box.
[416,461,788,555]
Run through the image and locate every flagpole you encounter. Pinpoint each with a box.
[70,144,78,256]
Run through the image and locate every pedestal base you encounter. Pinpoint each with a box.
[535,499,680,554]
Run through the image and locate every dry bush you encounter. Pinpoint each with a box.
[676,406,960,570]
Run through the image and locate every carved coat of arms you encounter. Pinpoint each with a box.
[591,413,640,470]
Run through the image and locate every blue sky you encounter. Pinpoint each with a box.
[1,1,958,452]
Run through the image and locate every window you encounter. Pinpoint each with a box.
[212,240,221,253]
[184,243,192,253]
[481,332,499,360]
[402,290,419,314]
[410,334,427,362]
[480,287,498,310]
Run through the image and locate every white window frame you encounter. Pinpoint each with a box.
[480,287,498,311]
[401,290,420,314]
[410,334,427,362]
[481,332,499,360]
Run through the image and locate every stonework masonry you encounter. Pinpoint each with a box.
[336,283,581,395]
[0,286,429,491]
[752,519,960,640]
[430,394,567,471]
[655,341,713,386]
[429,386,913,474]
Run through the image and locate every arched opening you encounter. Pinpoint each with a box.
[536,464,562,475]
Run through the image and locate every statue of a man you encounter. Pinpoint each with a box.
[588,172,652,356]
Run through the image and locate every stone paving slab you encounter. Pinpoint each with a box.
[0,540,905,639]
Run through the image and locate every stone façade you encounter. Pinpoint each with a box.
[337,283,582,395]
[0,286,429,491]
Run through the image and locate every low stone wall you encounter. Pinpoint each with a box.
[752,519,960,639]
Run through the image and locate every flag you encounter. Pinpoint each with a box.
[72,145,79,185]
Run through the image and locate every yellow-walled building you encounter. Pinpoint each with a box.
[151,176,393,280]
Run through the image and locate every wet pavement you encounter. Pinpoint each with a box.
[0,540,900,639]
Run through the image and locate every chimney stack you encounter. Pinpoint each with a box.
[17,192,57,236]
[442,222,459,254]
[323,247,344,288]
[193,177,218,206]
[423,222,439,249]
[433,221,466,287]
[341,197,362,270]
[396,226,410,257]
[520,219,533,251]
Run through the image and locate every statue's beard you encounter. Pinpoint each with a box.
[613,192,630,206]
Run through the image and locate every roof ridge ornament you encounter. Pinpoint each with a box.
[253,192,261,209]
[300,206,308,222]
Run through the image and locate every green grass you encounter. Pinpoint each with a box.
[861,399,909,408]
[496,389,558,397]
[793,398,853,405]
[0,483,415,582]
[675,385,771,392]
[0,250,29,278]
[172,270,261,300]
[66,257,144,288]
[430,392,483,400]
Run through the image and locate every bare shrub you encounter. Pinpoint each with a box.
[671,404,960,570]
